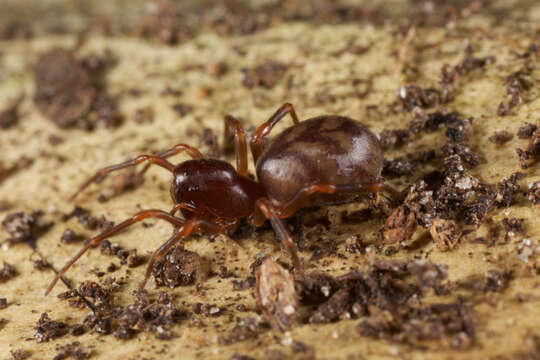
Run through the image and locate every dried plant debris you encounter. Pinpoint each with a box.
[383,205,417,244]
[0,96,23,129]
[241,60,288,89]
[34,49,120,130]
[152,247,204,288]
[429,218,461,251]
[0,262,17,282]
[34,313,68,342]
[254,258,298,332]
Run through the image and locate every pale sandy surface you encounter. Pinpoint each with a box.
[0,1,539,359]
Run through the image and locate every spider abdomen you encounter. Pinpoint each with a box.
[256,116,383,206]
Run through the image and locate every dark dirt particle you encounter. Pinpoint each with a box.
[378,129,410,150]
[199,128,221,158]
[70,324,86,336]
[409,110,459,133]
[502,218,526,237]
[517,122,537,139]
[34,49,95,128]
[485,270,513,293]
[526,181,540,205]
[495,172,523,207]
[232,277,256,291]
[10,349,31,360]
[309,284,352,323]
[430,218,461,252]
[489,130,512,145]
[264,349,285,360]
[462,194,495,227]
[455,45,493,75]
[114,291,185,339]
[132,106,154,124]
[53,341,92,360]
[0,298,7,309]
[255,258,298,332]
[230,355,254,360]
[0,262,17,282]
[382,157,416,177]
[219,317,259,345]
[89,94,121,128]
[441,142,480,167]
[192,302,220,317]
[0,96,23,129]
[34,313,68,342]
[79,281,110,309]
[153,247,204,288]
[206,61,228,77]
[48,134,64,146]
[241,60,288,89]
[171,103,193,117]
[397,85,442,111]
[384,205,417,244]
[33,49,119,130]
[1,210,44,245]
[516,148,531,169]
[498,72,530,116]
[65,206,114,231]
[60,228,82,243]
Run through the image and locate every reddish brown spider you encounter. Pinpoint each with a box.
[45,103,401,296]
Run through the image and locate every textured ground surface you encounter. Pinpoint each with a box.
[0,1,539,359]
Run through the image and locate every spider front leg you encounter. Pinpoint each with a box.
[251,103,300,163]
[135,143,203,181]
[70,155,175,201]
[224,115,249,176]
[45,209,185,295]
[71,144,203,201]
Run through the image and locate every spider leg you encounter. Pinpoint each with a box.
[138,218,223,291]
[276,182,403,218]
[44,210,185,296]
[135,143,203,181]
[224,115,249,176]
[70,155,175,201]
[252,198,305,281]
[251,103,300,164]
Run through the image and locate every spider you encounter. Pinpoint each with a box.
[45,103,401,295]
